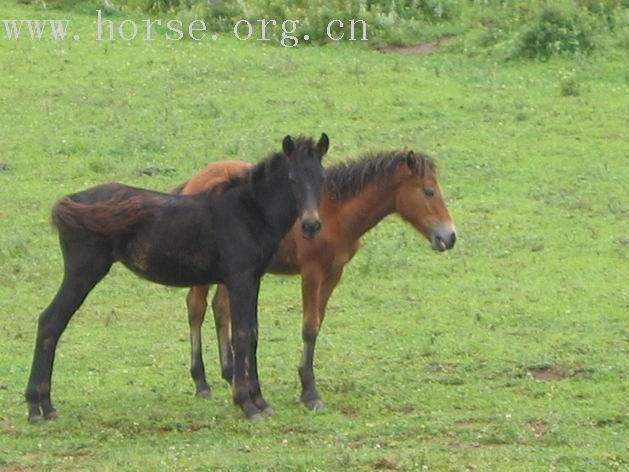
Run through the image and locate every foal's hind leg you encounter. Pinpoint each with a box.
[25,239,111,423]
[212,285,234,384]
[186,285,213,398]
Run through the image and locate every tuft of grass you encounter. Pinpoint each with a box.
[559,74,582,96]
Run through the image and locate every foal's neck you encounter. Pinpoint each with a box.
[334,179,398,241]
[248,157,297,240]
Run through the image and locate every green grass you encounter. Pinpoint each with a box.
[1,1,628,470]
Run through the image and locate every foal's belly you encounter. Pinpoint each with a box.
[117,238,222,287]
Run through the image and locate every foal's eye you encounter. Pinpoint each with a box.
[423,188,435,198]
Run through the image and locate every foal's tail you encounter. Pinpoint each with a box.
[52,193,160,238]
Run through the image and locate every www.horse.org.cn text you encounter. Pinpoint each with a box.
[1,10,369,47]
[96,12,369,46]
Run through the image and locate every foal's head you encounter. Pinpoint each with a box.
[395,151,457,252]
[282,133,329,239]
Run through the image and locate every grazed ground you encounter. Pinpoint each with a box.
[378,37,455,56]
[0,2,628,470]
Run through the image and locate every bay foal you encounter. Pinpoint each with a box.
[178,149,456,410]
[25,134,329,422]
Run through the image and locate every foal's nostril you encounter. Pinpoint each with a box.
[302,220,321,236]
[448,232,457,248]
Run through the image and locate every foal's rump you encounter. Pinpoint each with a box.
[51,183,223,286]
[52,183,163,239]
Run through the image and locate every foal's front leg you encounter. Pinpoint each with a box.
[299,265,343,411]
[226,276,263,419]
[246,299,274,416]
[213,285,271,415]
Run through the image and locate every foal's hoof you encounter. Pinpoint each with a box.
[28,414,45,424]
[304,399,325,412]
[195,389,213,399]
[248,412,265,422]
[44,409,59,420]
[240,400,262,420]
[252,397,272,414]
[262,406,275,417]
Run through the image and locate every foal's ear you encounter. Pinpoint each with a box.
[282,135,295,157]
[405,150,418,173]
[316,133,330,159]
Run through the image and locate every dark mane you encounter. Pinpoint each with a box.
[325,150,436,202]
[206,136,318,197]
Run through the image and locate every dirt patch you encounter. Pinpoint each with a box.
[378,37,454,56]
[156,423,211,434]
[0,466,32,472]
[428,362,457,373]
[528,419,549,436]
[591,417,624,428]
[139,166,177,177]
[528,366,565,381]
[0,425,18,435]
[438,377,465,386]
[338,403,361,418]
[447,440,507,449]
[374,457,398,470]
[397,404,415,415]
[525,364,595,381]
[347,441,363,450]
[456,419,485,429]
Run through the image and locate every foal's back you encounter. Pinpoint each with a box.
[56,182,234,287]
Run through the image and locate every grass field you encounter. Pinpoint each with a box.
[1,1,628,470]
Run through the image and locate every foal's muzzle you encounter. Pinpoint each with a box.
[301,218,322,240]
[431,224,457,252]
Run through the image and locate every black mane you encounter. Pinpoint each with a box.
[211,136,318,197]
[325,150,436,202]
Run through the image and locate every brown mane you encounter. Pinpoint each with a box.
[324,150,436,202]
